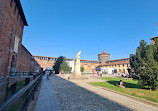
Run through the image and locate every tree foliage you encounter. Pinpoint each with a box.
[60,61,72,73]
[53,56,72,74]
[130,40,158,90]
[81,67,84,72]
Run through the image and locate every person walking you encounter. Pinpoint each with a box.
[46,71,50,80]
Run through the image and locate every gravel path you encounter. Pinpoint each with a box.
[51,75,158,111]
[51,76,125,111]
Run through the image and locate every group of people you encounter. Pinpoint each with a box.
[43,70,54,80]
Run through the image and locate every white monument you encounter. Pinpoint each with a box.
[75,51,81,75]
[68,50,88,80]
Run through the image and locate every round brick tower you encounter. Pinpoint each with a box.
[98,50,110,63]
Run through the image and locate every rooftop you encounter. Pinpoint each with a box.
[98,50,110,55]
[15,0,28,26]
[150,36,158,40]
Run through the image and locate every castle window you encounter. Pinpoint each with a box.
[10,32,13,37]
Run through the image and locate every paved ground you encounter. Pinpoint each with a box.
[35,75,61,111]
[51,75,158,111]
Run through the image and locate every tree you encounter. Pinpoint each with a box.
[53,56,65,74]
[81,67,84,72]
[53,56,72,74]
[130,40,158,90]
[60,61,72,73]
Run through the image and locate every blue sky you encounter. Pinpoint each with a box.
[21,0,158,61]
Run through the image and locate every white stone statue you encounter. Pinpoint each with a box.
[75,51,81,75]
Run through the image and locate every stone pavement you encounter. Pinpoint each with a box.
[51,75,158,111]
[35,75,61,111]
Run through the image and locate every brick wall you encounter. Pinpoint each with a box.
[34,57,56,70]
[33,56,100,73]
[80,62,99,73]
[0,0,41,77]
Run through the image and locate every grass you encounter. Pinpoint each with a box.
[16,81,25,92]
[90,77,158,103]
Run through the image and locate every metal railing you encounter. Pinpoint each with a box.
[0,74,42,111]
[9,72,40,78]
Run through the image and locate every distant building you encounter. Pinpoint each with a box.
[151,36,158,45]
[67,59,75,72]
[33,50,130,74]
[98,50,110,63]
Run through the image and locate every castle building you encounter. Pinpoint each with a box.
[33,50,130,74]
[33,36,158,74]
[98,50,110,63]
[0,0,41,105]
[151,36,158,45]
[0,0,40,77]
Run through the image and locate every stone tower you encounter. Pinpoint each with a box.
[98,50,110,63]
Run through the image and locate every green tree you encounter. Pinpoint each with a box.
[53,56,72,74]
[130,40,158,90]
[81,67,84,72]
[60,61,72,73]
[53,56,65,74]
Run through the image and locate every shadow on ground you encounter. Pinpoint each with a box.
[51,75,133,111]
[107,80,140,88]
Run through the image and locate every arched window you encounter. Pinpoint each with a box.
[10,55,16,73]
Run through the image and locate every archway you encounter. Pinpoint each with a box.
[10,55,16,74]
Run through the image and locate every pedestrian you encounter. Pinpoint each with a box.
[46,71,50,80]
